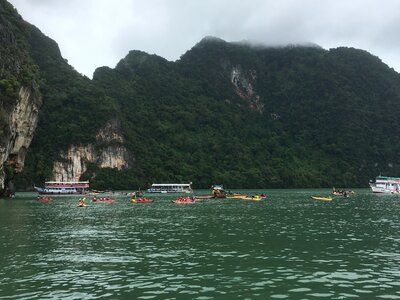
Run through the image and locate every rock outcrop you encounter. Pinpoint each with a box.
[231,66,264,113]
[0,0,42,196]
[51,121,130,181]
[0,86,42,193]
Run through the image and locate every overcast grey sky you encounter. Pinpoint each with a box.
[8,0,400,77]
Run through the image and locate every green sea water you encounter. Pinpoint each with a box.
[0,189,399,299]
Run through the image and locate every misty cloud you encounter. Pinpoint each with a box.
[8,0,400,77]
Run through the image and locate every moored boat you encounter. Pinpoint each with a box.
[147,183,193,193]
[34,181,89,195]
[369,175,400,193]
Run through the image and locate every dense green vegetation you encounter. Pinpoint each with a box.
[5,2,400,189]
[0,0,40,122]
[0,0,41,195]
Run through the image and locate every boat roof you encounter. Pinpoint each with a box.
[150,183,191,187]
[376,176,400,181]
[45,181,89,184]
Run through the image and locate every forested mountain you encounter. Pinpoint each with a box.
[0,0,41,196]
[2,1,400,190]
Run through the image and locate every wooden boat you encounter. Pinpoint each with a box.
[311,196,333,201]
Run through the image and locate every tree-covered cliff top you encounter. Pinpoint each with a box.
[4,0,400,189]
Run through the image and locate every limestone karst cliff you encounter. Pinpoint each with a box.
[0,0,42,196]
[51,121,130,182]
[5,0,400,190]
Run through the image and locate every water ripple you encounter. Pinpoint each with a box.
[0,190,400,299]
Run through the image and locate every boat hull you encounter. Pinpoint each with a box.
[37,191,84,195]
[370,185,398,193]
[369,176,400,193]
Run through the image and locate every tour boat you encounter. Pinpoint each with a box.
[147,183,193,193]
[34,181,89,195]
[369,175,400,193]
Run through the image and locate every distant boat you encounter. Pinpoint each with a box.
[211,184,226,198]
[369,175,400,193]
[147,183,192,193]
[34,181,89,195]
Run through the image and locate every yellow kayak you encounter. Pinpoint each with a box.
[242,196,262,201]
[311,196,333,201]
[226,195,247,199]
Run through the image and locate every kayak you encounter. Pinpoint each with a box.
[195,195,212,199]
[77,204,87,207]
[172,200,196,204]
[131,199,153,203]
[226,195,247,199]
[37,196,53,202]
[311,196,333,201]
[241,196,263,201]
[92,198,115,203]
[227,195,267,200]
[172,197,196,204]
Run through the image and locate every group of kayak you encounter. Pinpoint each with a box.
[172,194,269,203]
[48,192,270,208]
[312,189,356,201]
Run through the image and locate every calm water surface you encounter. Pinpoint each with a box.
[0,189,399,299]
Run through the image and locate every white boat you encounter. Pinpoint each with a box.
[369,176,400,193]
[34,181,90,195]
[147,183,193,193]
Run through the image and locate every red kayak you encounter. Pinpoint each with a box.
[37,196,52,202]
[172,197,196,204]
[131,198,153,203]
[92,198,115,203]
